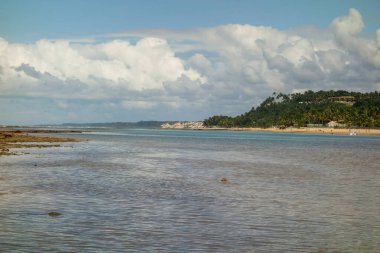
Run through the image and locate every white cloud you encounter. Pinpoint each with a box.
[0,37,205,97]
[121,100,155,109]
[331,8,364,36]
[330,8,380,68]
[188,53,211,71]
[1,8,380,124]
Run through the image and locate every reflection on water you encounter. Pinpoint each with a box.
[1,129,380,252]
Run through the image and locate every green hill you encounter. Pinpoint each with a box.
[204,90,380,128]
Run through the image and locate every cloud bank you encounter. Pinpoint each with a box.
[1,8,379,124]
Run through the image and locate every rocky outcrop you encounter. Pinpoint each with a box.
[161,121,204,129]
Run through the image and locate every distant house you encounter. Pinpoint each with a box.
[328,96,355,106]
[306,124,323,128]
[327,121,346,128]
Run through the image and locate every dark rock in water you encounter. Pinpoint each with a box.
[48,211,62,217]
[220,177,229,183]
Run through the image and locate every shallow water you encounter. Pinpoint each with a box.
[1,129,380,252]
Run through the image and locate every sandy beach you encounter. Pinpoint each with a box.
[199,127,380,135]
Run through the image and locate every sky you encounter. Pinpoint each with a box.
[1,0,380,124]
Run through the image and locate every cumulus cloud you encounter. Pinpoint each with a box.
[121,100,155,109]
[188,53,211,71]
[184,8,380,94]
[330,8,380,68]
[0,37,205,97]
[331,8,364,36]
[1,8,380,123]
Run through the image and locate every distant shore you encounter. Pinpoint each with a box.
[0,129,81,156]
[160,121,380,135]
[196,127,380,135]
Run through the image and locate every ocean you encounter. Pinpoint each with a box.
[1,129,380,252]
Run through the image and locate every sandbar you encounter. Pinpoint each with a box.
[0,129,81,156]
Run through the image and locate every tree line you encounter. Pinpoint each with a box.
[203,90,380,128]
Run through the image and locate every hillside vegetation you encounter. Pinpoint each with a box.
[204,90,380,128]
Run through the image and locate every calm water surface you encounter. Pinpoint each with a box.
[1,129,380,252]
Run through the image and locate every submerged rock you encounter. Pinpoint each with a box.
[220,177,229,183]
[48,211,62,217]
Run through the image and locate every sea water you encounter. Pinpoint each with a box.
[0,129,380,252]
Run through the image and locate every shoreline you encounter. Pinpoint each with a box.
[0,129,82,156]
[193,127,380,135]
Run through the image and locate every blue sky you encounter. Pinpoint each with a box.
[0,1,380,124]
[2,0,379,43]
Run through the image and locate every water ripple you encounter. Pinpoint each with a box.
[1,130,380,252]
